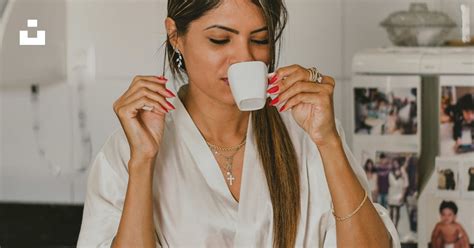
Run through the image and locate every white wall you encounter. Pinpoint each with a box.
[1,0,473,206]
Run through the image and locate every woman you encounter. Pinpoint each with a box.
[387,158,408,229]
[77,0,399,247]
[364,159,379,201]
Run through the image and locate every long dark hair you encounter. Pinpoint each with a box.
[165,1,300,247]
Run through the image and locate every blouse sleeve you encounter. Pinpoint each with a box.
[319,120,401,248]
[76,129,162,248]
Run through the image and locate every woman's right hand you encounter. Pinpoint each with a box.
[113,75,176,163]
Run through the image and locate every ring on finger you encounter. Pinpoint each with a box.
[307,67,323,84]
[142,104,154,111]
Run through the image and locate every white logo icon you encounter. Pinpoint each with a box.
[19,19,45,46]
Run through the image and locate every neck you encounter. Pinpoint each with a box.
[178,84,250,147]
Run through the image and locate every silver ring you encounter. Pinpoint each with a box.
[308,67,323,83]
[141,104,154,111]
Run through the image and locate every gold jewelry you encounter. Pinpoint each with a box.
[210,147,242,186]
[206,136,246,151]
[331,191,368,221]
[307,67,323,83]
[206,136,246,186]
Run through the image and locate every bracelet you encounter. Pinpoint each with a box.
[331,191,368,221]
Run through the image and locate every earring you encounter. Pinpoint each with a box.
[174,47,184,69]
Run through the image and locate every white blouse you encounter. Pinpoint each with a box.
[77,86,401,248]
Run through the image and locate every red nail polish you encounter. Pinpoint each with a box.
[269,75,278,85]
[161,106,169,113]
[165,89,176,97]
[279,105,286,112]
[156,76,168,81]
[267,86,279,94]
[270,97,279,106]
[166,101,175,110]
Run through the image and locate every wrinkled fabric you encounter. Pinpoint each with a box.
[77,87,401,248]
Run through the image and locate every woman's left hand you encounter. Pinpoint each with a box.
[268,64,340,147]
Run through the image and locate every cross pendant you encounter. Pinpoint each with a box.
[226,171,235,186]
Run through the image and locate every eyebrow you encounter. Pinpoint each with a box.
[204,25,267,34]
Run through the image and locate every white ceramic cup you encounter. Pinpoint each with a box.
[228,61,273,111]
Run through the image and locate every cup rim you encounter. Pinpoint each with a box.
[228,60,267,70]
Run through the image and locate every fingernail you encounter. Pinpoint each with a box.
[279,105,286,112]
[165,89,176,97]
[161,106,169,113]
[267,86,279,94]
[270,97,279,106]
[166,101,176,110]
[156,76,168,81]
[268,75,278,85]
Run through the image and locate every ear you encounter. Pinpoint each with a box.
[165,17,183,52]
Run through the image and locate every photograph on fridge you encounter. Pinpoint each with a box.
[435,159,461,198]
[360,149,418,242]
[460,160,474,199]
[353,77,419,137]
[429,199,472,248]
[439,83,474,156]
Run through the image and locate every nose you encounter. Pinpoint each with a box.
[229,38,256,65]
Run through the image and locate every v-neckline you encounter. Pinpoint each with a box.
[169,87,253,208]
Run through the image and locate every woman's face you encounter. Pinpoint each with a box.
[392,160,400,169]
[365,160,374,171]
[170,0,271,106]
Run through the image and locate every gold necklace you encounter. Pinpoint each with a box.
[206,137,246,151]
[206,136,246,186]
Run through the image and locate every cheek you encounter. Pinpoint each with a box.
[254,47,271,65]
[186,45,224,70]
[184,45,227,80]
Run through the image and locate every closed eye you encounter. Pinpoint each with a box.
[209,38,269,45]
[252,39,269,45]
[209,38,229,45]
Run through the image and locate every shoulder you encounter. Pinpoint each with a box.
[454,222,465,230]
[95,128,131,173]
[433,222,443,231]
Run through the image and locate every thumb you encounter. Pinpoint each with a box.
[140,110,166,144]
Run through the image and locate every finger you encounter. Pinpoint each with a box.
[122,88,176,111]
[126,96,169,116]
[132,75,168,87]
[277,67,312,92]
[125,75,169,99]
[267,64,301,86]
[115,98,167,144]
[116,97,165,146]
[320,75,336,87]
[279,92,332,113]
[123,79,175,100]
[267,65,308,95]
[271,81,327,106]
[279,93,316,112]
